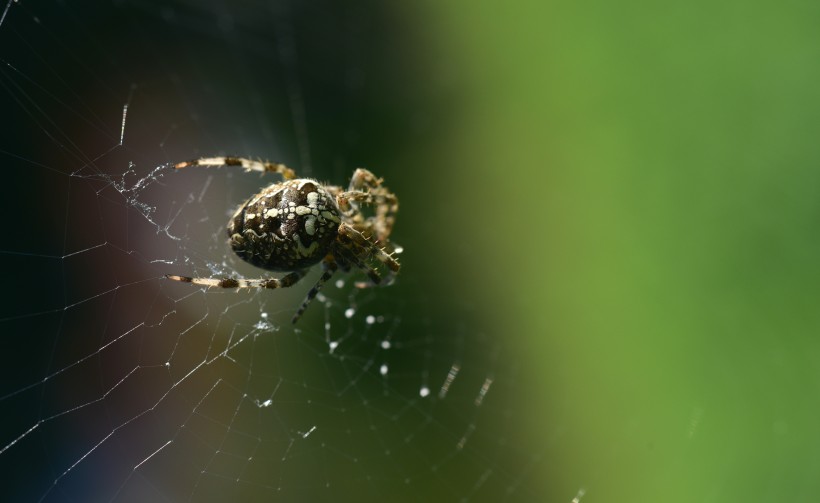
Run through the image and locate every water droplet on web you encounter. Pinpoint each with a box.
[344,308,355,319]
[380,364,388,375]
[365,315,375,325]
[419,386,430,397]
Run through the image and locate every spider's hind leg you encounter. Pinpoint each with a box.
[174,156,297,179]
[166,269,327,323]
[166,270,308,289]
[333,224,400,290]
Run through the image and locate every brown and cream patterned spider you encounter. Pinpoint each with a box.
[165,156,400,323]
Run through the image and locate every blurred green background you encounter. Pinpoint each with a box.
[427,0,820,500]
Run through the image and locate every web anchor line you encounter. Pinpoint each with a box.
[119,104,128,145]
[0,0,14,29]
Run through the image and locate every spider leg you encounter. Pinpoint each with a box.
[337,189,398,240]
[332,241,398,289]
[347,168,383,192]
[165,269,308,289]
[174,156,296,180]
[338,224,400,273]
[347,168,398,211]
[335,246,382,286]
[291,258,339,323]
[336,190,398,211]
[339,168,399,241]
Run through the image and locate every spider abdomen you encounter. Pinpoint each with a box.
[227,179,341,271]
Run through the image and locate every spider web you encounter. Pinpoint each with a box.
[0,1,547,501]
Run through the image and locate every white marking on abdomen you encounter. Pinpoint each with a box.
[304,215,316,235]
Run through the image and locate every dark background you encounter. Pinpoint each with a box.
[0,1,539,502]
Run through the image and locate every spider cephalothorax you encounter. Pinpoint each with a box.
[166,156,400,323]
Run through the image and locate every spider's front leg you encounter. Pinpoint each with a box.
[174,156,297,180]
[336,190,398,212]
[347,168,383,192]
[334,224,400,289]
[338,225,400,273]
[338,169,399,241]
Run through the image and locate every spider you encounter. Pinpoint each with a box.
[165,156,400,323]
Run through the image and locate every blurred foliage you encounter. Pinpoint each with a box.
[425,0,820,500]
